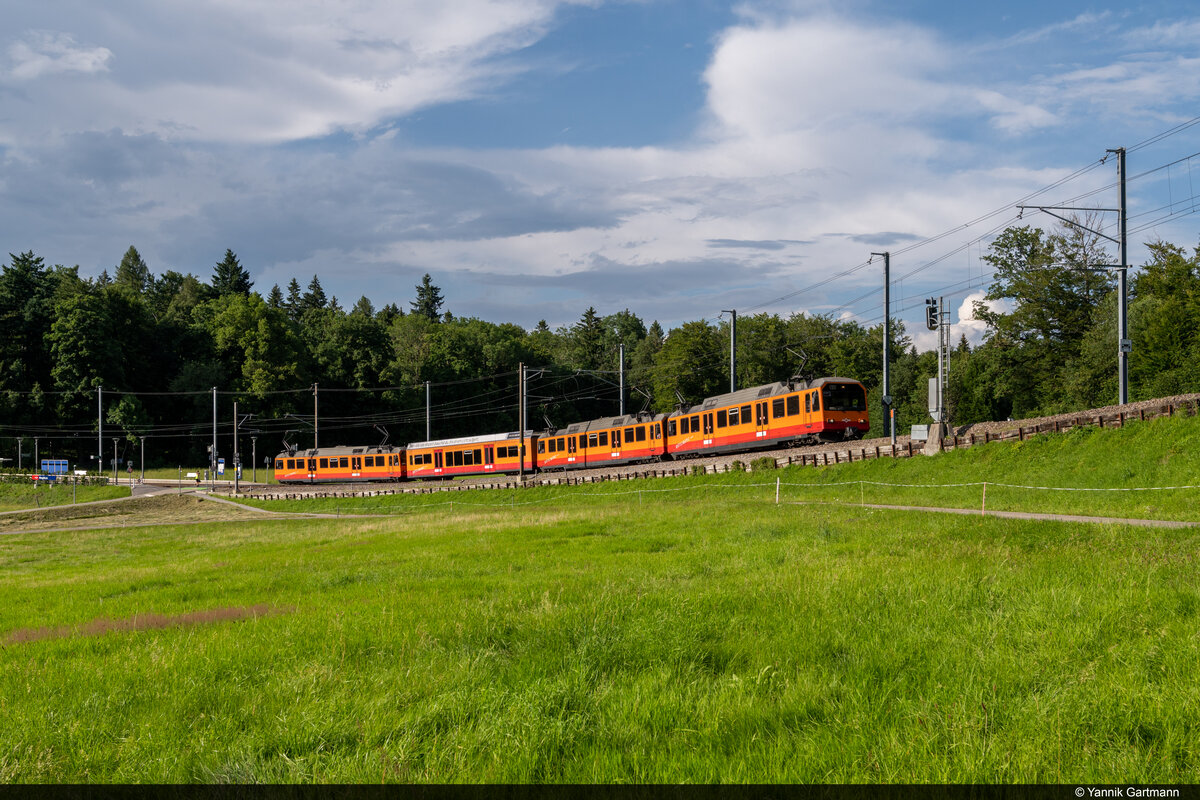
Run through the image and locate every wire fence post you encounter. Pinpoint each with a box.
[860,480,864,507]
[775,477,780,505]
[981,482,987,516]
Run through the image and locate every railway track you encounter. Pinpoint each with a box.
[238,393,1200,502]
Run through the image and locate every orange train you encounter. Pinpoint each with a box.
[274,376,868,484]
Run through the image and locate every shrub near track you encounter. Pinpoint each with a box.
[0,413,1198,782]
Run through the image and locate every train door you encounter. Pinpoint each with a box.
[703,412,714,444]
[485,446,495,471]
[307,458,317,483]
[434,450,443,474]
[755,401,769,440]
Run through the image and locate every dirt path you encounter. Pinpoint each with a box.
[838,502,1200,528]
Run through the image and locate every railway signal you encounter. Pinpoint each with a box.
[925,298,939,331]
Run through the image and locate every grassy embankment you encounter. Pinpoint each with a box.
[0,481,129,512]
[0,413,1198,782]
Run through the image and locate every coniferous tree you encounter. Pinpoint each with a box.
[267,284,284,309]
[211,249,253,296]
[411,274,444,321]
[301,275,327,312]
[286,278,303,319]
[115,246,152,294]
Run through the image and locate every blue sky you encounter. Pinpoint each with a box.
[3,0,1200,350]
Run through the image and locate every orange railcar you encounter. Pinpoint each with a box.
[666,378,868,459]
[405,431,535,479]
[274,445,406,484]
[537,414,667,471]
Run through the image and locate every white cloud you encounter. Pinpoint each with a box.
[3,2,1196,338]
[7,31,112,79]
[1,1,594,145]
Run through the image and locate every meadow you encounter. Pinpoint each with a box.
[1,414,1198,783]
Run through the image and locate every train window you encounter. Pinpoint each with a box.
[741,404,751,421]
[680,417,690,434]
[336,457,346,468]
[275,460,283,470]
[773,398,785,419]
[805,394,811,413]
[654,424,661,439]
[588,433,598,448]
[625,427,634,442]
[787,395,800,416]
[285,459,293,469]
[668,419,677,436]
[319,458,329,469]
[363,456,373,467]
[474,449,482,464]
[557,438,565,451]
[812,391,820,411]
[690,415,699,431]
[538,440,546,454]
[454,451,465,467]
[636,426,646,442]
[717,409,727,428]
[599,431,608,447]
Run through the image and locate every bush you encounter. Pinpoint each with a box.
[751,456,777,472]
[730,460,746,472]
[690,465,706,476]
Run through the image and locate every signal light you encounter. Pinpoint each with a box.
[925,299,939,331]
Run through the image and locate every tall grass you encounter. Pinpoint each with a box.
[2,413,1199,782]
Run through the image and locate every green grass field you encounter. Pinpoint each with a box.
[1,414,1199,783]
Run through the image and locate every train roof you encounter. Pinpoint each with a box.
[545,411,667,437]
[674,377,862,415]
[275,443,402,458]
[406,430,531,450]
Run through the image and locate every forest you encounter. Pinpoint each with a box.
[1,222,1198,471]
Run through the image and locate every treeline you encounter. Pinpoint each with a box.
[1,224,1197,468]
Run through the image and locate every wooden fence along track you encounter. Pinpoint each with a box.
[244,398,1200,502]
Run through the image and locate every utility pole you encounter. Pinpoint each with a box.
[233,401,240,494]
[425,380,431,441]
[517,362,525,482]
[17,438,21,473]
[1109,147,1130,404]
[872,251,895,445]
[251,436,258,483]
[1017,145,1129,406]
[721,310,737,393]
[140,437,145,483]
[211,386,217,491]
[313,383,319,449]
[112,437,118,483]
[97,385,103,472]
[34,438,39,473]
[618,342,625,416]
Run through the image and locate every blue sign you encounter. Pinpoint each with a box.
[217,458,225,475]
[40,459,68,475]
